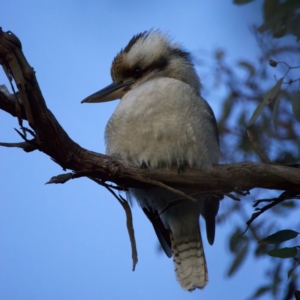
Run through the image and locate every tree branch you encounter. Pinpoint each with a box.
[1,27,300,197]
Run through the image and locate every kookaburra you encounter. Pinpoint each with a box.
[81,30,220,291]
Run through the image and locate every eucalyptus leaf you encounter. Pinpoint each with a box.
[247,102,265,128]
[227,244,248,276]
[267,247,297,258]
[272,96,281,128]
[259,230,299,245]
[249,285,271,300]
[262,77,284,105]
[247,77,284,127]
[238,61,255,76]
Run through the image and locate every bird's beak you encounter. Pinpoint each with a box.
[81,81,134,103]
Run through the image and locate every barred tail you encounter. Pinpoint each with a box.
[170,231,208,291]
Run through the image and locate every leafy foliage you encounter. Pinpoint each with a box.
[259,229,299,245]
[247,76,284,128]
[196,3,300,297]
[235,0,300,41]
[267,247,298,258]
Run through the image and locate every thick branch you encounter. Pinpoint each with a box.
[1,28,300,195]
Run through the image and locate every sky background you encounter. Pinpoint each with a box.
[0,1,280,299]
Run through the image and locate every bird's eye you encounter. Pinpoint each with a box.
[135,67,142,73]
[133,67,143,78]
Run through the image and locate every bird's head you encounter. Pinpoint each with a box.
[81,30,201,103]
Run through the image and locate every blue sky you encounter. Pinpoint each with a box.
[0,1,277,299]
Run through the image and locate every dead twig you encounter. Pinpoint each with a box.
[0,139,38,152]
[90,178,138,272]
[242,191,300,235]
[125,174,197,202]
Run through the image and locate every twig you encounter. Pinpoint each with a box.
[118,194,138,271]
[224,193,241,201]
[234,190,250,196]
[0,139,37,152]
[159,191,225,216]
[46,173,73,184]
[253,192,300,207]
[242,191,300,234]
[126,174,197,202]
[1,63,24,127]
[90,178,138,271]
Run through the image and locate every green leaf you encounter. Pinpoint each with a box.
[262,77,284,105]
[228,228,248,253]
[238,61,255,76]
[258,15,282,34]
[267,247,298,258]
[259,230,299,245]
[255,244,268,257]
[246,102,266,128]
[247,77,284,127]
[272,96,281,128]
[249,285,271,299]
[227,243,248,276]
[292,91,300,122]
[280,201,296,208]
[233,0,253,4]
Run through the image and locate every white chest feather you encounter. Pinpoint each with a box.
[105,77,219,169]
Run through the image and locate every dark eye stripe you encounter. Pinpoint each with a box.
[118,56,168,81]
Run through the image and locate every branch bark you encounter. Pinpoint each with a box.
[1,27,300,197]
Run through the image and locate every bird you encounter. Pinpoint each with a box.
[81,30,221,291]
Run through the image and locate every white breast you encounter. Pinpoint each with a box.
[105,77,219,169]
